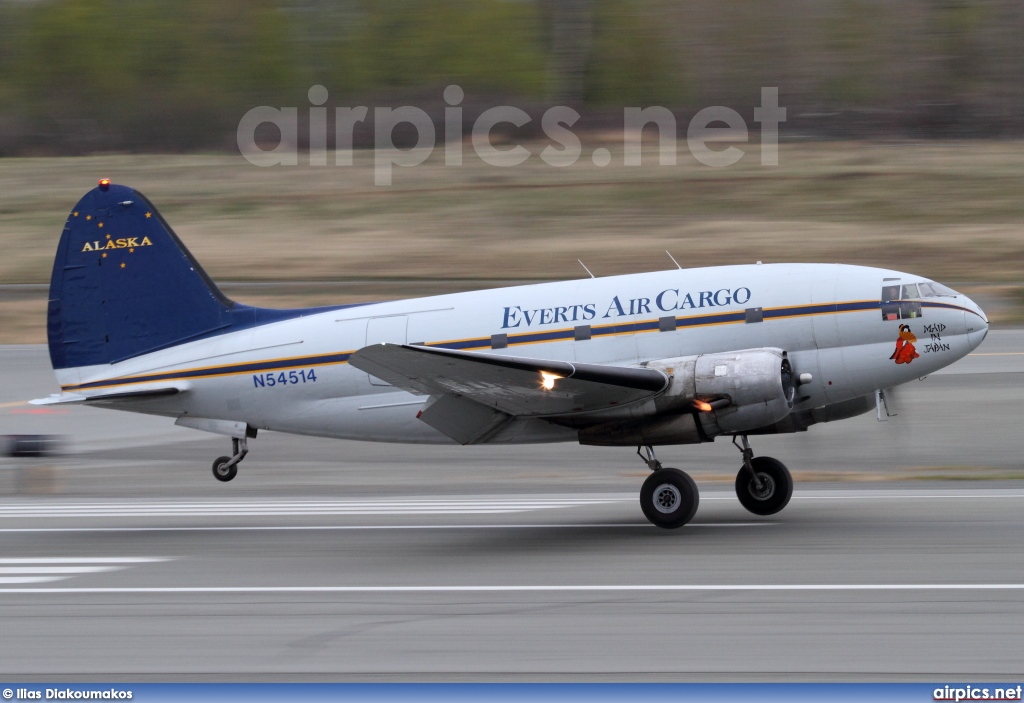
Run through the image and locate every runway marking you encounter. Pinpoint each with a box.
[0,557,169,585]
[0,522,776,533]
[1,583,1023,595]
[0,497,626,518]
[700,490,1024,501]
[0,491,1022,521]
[0,557,172,563]
[787,491,1024,500]
[968,353,1024,356]
[0,566,139,574]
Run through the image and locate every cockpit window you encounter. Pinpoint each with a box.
[881,283,922,320]
[923,281,959,297]
[882,280,959,319]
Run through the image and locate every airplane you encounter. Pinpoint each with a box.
[32,180,989,528]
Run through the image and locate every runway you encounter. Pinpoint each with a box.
[0,335,1022,679]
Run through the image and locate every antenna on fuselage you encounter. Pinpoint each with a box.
[578,259,596,279]
[665,251,682,270]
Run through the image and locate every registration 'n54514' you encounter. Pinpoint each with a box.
[253,369,317,388]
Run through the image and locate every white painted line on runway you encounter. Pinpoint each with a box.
[0,499,622,509]
[0,522,775,533]
[0,498,626,518]
[0,557,170,586]
[0,499,621,506]
[1,583,1023,595]
[0,490,1020,520]
[0,566,131,574]
[701,490,1024,501]
[0,557,171,563]
[789,491,1024,500]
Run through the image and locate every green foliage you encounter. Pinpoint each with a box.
[0,0,1021,151]
[326,0,547,98]
[930,0,986,96]
[10,0,301,148]
[584,0,681,106]
[820,0,885,106]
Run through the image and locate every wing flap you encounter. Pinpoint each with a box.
[349,344,668,417]
[418,394,514,445]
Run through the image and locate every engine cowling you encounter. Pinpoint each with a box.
[578,348,796,446]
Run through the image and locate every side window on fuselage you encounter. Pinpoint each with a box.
[900,283,922,319]
[880,283,923,321]
[881,285,900,321]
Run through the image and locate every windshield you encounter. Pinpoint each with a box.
[918,281,959,298]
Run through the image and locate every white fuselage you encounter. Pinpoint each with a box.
[52,263,988,444]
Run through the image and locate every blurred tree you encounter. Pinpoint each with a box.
[820,0,886,107]
[545,0,593,104]
[12,0,301,150]
[0,0,1020,152]
[928,0,985,110]
[324,0,547,99]
[582,0,680,107]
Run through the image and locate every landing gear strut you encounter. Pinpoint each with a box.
[637,445,699,529]
[732,435,793,516]
[212,436,248,483]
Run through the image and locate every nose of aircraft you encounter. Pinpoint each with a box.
[963,294,989,350]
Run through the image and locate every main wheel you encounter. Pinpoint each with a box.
[735,456,792,516]
[640,468,699,529]
[212,456,237,482]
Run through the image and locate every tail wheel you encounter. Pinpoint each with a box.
[735,456,793,515]
[212,456,237,483]
[640,468,699,529]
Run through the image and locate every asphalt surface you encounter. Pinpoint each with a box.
[0,334,1022,680]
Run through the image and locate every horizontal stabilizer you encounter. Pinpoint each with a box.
[28,393,88,406]
[30,385,183,406]
[349,344,668,417]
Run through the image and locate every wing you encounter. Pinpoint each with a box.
[349,343,668,444]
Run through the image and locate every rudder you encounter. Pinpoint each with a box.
[47,181,328,370]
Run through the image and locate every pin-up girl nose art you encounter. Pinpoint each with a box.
[890,324,920,364]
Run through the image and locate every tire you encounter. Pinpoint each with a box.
[6,435,61,458]
[640,468,699,529]
[212,456,237,482]
[735,456,793,516]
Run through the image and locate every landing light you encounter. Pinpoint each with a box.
[540,371,562,391]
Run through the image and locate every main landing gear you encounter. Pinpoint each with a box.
[732,435,793,516]
[212,436,248,483]
[637,446,699,529]
[635,436,794,528]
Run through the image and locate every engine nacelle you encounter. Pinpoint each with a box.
[578,348,796,446]
[683,347,796,436]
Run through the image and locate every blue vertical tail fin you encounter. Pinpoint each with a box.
[47,181,335,370]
